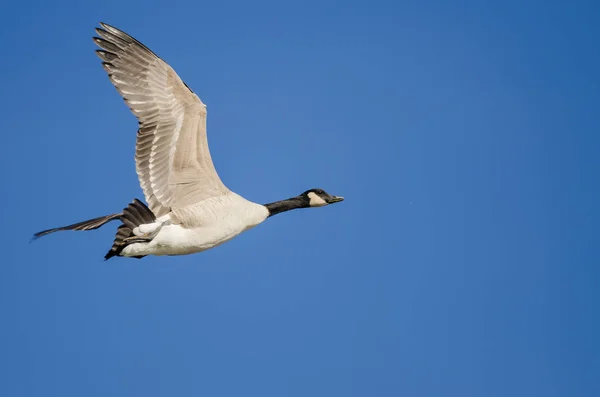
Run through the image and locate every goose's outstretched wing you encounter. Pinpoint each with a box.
[93,23,228,217]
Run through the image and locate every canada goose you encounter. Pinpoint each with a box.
[33,23,344,260]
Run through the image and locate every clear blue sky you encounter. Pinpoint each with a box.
[1,0,599,396]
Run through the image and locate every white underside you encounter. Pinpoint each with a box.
[121,192,269,257]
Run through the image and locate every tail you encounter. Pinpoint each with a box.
[104,199,156,260]
[33,213,121,239]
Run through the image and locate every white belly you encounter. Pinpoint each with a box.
[123,223,247,256]
[120,193,269,257]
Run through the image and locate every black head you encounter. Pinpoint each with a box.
[300,188,344,207]
[264,188,344,217]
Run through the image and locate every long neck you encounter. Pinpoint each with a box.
[264,197,308,217]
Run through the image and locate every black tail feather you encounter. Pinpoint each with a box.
[33,213,121,240]
[104,199,156,260]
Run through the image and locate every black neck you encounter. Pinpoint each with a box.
[264,197,308,217]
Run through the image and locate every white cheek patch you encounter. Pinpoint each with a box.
[308,192,328,207]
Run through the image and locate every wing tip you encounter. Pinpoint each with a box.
[95,49,119,62]
[94,22,160,59]
[98,22,119,34]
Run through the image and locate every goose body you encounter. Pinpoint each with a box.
[34,23,343,259]
[122,193,269,257]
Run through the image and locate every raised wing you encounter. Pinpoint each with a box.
[93,23,228,217]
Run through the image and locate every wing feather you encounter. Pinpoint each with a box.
[93,23,228,216]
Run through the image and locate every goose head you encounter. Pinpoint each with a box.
[264,188,344,217]
[301,188,344,207]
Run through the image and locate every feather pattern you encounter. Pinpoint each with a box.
[93,22,229,217]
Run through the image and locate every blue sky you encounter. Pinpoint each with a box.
[1,0,599,396]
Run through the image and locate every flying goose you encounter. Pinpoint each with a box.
[34,23,344,260]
